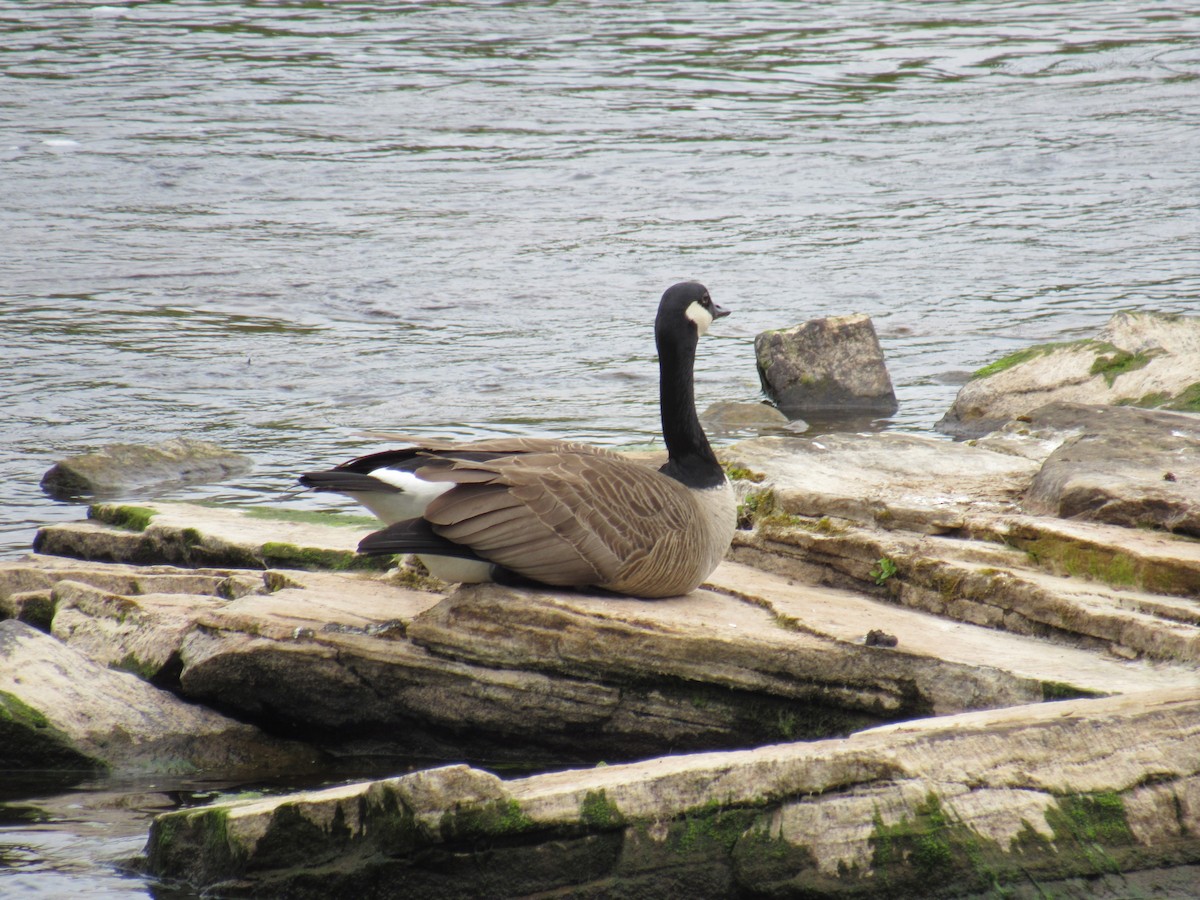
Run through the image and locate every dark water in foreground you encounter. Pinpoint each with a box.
[2,0,1199,894]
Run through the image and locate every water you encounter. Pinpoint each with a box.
[1,0,1197,893]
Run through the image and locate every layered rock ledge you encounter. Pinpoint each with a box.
[142,689,1200,897]
[4,397,1200,895]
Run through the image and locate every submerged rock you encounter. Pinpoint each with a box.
[701,400,798,435]
[40,437,252,500]
[755,314,898,419]
[937,310,1200,438]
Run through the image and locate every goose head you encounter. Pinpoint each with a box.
[655,280,729,349]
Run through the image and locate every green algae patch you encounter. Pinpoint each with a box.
[722,463,766,483]
[671,799,759,856]
[868,793,1015,895]
[971,341,1079,380]
[1040,680,1104,702]
[0,690,51,730]
[1010,530,1200,597]
[146,806,250,888]
[1089,348,1158,386]
[113,652,160,682]
[243,507,380,529]
[731,824,823,895]
[1165,381,1200,412]
[1003,796,1152,883]
[580,789,625,831]
[260,542,391,572]
[0,690,101,772]
[439,798,537,842]
[89,504,158,532]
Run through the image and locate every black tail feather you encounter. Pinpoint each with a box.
[299,471,403,493]
[358,518,485,560]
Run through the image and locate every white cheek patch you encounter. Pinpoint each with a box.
[685,301,714,336]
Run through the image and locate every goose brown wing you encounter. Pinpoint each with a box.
[419,452,695,587]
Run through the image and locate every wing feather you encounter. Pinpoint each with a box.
[409,451,698,587]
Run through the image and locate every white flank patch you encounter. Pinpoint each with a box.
[349,468,453,523]
[685,300,714,336]
[420,555,494,583]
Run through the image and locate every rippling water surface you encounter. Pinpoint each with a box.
[2,0,1198,893]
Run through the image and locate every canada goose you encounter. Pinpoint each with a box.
[298,281,736,598]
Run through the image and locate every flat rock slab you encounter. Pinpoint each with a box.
[937,310,1200,438]
[0,619,315,777]
[708,562,1199,696]
[39,437,252,499]
[14,500,1185,767]
[726,433,1039,533]
[33,501,389,571]
[735,514,1200,665]
[143,688,1200,898]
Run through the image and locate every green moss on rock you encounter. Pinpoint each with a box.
[722,463,767,484]
[672,799,757,856]
[89,504,158,532]
[113,652,160,682]
[868,793,1014,894]
[0,690,101,772]
[580,789,625,831]
[260,542,391,572]
[1011,531,1200,597]
[1164,381,1200,412]
[243,507,381,529]
[440,798,536,842]
[971,342,1079,380]
[1040,680,1103,702]
[1089,349,1157,386]
[0,690,50,730]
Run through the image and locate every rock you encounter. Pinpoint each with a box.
[32,501,390,571]
[39,437,252,499]
[755,314,898,418]
[15,426,1200,893]
[726,432,1040,534]
[0,553,267,634]
[701,400,799,435]
[1019,403,1200,537]
[13,503,1194,771]
[0,619,316,777]
[142,688,1200,898]
[726,431,1200,662]
[937,311,1200,438]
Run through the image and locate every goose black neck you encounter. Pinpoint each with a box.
[657,332,725,489]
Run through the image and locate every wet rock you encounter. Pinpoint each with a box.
[142,689,1200,898]
[701,400,798,434]
[0,619,316,777]
[1020,402,1200,537]
[40,437,252,499]
[11,504,1168,767]
[937,310,1200,438]
[0,554,266,634]
[726,432,1039,534]
[755,314,898,419]
[726,430,1200,663]
[32,501,389,571]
